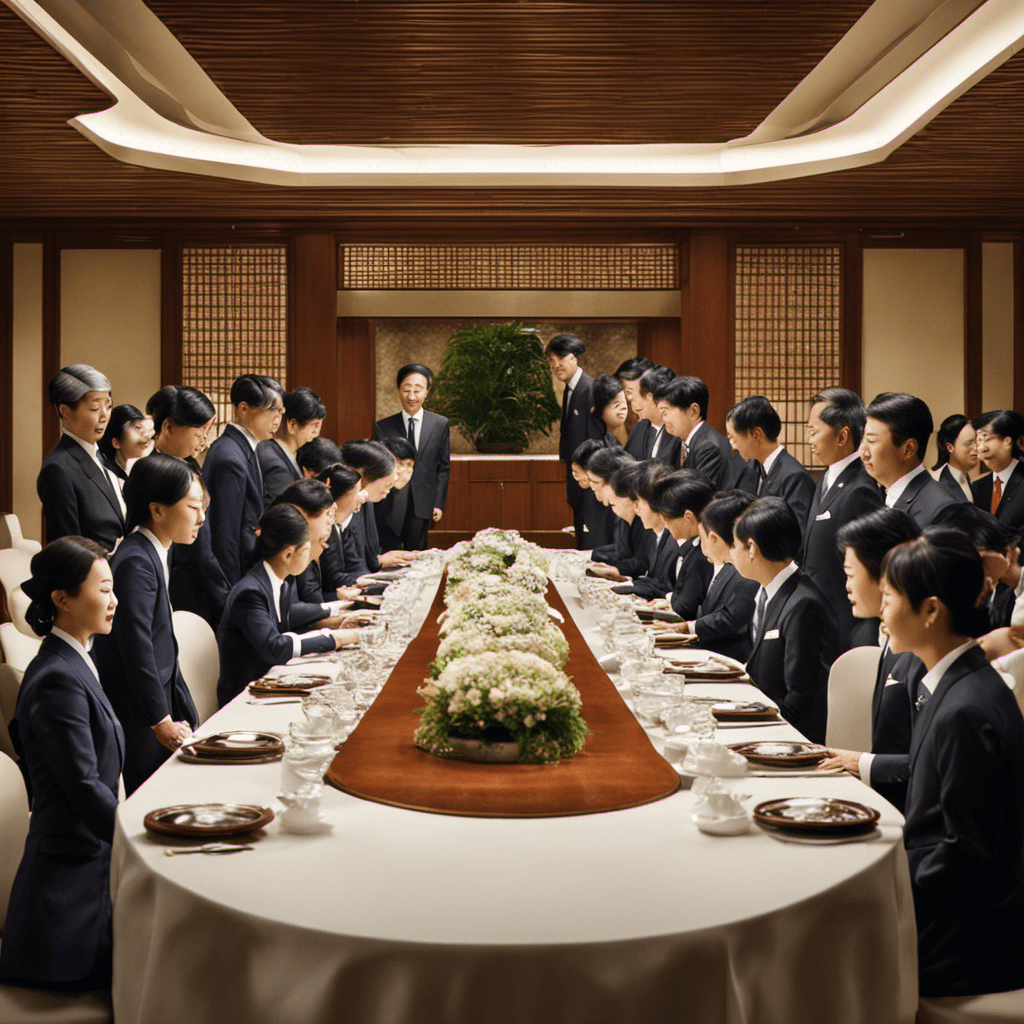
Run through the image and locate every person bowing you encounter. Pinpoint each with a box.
[257,386,326,508]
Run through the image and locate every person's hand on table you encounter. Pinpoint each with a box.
[315,613,347,629]
[432,507,443,523]
[818,748,863,777]
[153,717,193,751]
[355,576,379,589]
[331,629,360,649]
[646,598,671,611]
[339,611,377,627]
[380,550,414,568]
[588,563,620,579]
[336,586,361,602]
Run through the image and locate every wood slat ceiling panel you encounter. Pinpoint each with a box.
[0,4,1022,222]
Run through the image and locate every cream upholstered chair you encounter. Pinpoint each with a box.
[6,588,32,640]
[1,515,41,556]
[173,610,220,724]
[0,624,40,681]
[918,990,1024,1023]
[825,645,882,751]
[0,550,33,626]
[0,751,27,931]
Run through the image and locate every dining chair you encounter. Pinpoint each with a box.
[825,645,882,751]
[918,989,1024,1023]
[172,610,220,724]
[0,751,27,933]
[0,550,33,626]
[6,587,32,640]
[1,515,41,556]
[0,624,40,681]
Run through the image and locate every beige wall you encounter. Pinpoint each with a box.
[12,244,44,540]
[982,242,1015,412]
[60,249,162,412]
[862,248,966,466]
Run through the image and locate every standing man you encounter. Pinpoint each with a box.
[373,363,450,550]
[547,334,599,547]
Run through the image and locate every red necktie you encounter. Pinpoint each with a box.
[991,476,1003,515]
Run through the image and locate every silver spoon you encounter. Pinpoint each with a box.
[163,843,254,857]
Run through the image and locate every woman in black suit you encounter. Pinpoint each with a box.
[880,529,1024,997]
[0,537,123,991]
[216,504,359,706]
[98,403,153,493]
[590,374,629,448]
[318,463,370,597]
[92,455,204,794]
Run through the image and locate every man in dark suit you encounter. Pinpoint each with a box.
[204,374,283,585]
[972,409,1024,530]
[733,497,838,743]
[37,363,125,550]
[624,366,683,466]
[653,375,733,489]
[861,392,959,529]
[547,334,599,547]
[801,388,884,651]
[257,386,325,507]
[373,363,451,550]
[726,395,816,531]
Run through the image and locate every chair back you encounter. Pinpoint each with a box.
[1,514,40,555]
[6,587,32,639]
[0,549,33,624]
[0,751,29,933]
[0,664,20,747]
[0,623,41,679]
[826,645,882,750]
[173,610,220,724]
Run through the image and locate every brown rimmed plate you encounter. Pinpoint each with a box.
[143,803,275,838]
[753,797,881,835]
[183,731,285,758]
[177,749,283,766]
[654,633,697,649]
[729,740,827,767]
[249,675,332,696]
[710,701,780,721]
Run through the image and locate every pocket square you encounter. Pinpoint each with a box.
[815,510,831,521]
[764,628,780,640]
[883,675,902,687]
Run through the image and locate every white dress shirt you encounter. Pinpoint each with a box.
[138,527,172,593]
[761,444,784,478]
[229,421,260,453]
[884,463,927,508]
[650,426,665,460]
[684,420,704,450]
[50,625,100,682]
[936,464,973,501]
[822,451,861,495]
[275,438,300,472]
[402,409,424,450]
[264,562,333,659]
[991,461,1017,506]
[762,559,799,606]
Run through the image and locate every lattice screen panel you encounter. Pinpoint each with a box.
[734,246,841,470]
[182,246,288,433]
[339,244,679,290]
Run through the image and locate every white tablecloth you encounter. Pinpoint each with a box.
[110,574,918,1024]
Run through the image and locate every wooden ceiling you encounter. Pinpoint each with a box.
[1,1,1023,223]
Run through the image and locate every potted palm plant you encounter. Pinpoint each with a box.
[426,321,561,453]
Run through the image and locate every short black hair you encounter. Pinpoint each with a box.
[610,461,645,499]
[254,503,309,561]
[317,463,362,500]
[273,478,334,517]
[727,395,781,441]
[147,385,215,433]
[973,409,1024,452]
[615,357,657,382]
[396,363,433,388]
[649,469,714,519]
[342,440,396,483]
[632,461,673,504]
[99,403,145,462]
[296,437,343,475]
[932,502,1016,555]
[545,333,586,358]
[882,528,989,637]
[809,388,867,449]
[380,436,416,462]
[23,536,109,636]
[283,387,326,426]
[700,490,757,546]
[572,438,605,469]
[591,375,624,423]
[123,452,197,533]
[932,414,972,469]
[734,497,802,562]
[588,447,634,483]
[656,376,709,419]
[865,392,933,464]
[638,366,675,399]
[835,508,921,581]
[230,374,280,410]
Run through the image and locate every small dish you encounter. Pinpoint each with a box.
[693,813,751,836]
[143,803,274,839]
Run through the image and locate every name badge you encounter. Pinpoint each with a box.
[815,510,831,521]
[884,675,901,687]
[764,628,780,640]
[573,409,579,417]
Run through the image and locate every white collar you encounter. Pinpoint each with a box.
[761,444,784,477]
[920,639,978,695]
[263,561,286,620]
[763,560,799,604]
[566,366,583,392]
[884,463,927,507]
[50,626,99,681]
[402,409,424,425]
[994,461,1018,486]
[138,526,171,559]
[711,561,725,581]
[62,428,99,459]
[339,512,354,531]
[824,451,860,488]
[229,421,260,452]
[274,437,299,470]
[684,420,704,447]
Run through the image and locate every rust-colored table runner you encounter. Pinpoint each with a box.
[325,580,680,817]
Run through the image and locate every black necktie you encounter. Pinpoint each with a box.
[562,385,572,423]
[756,463,767,495]
[407,415,416,448]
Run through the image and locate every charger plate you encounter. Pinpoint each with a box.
[143,803,275,838]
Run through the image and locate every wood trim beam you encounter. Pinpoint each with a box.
[842,231,863,395]
[41,236,60,460]
[160,238,182,387]
[0,236,13,514]
[964,231,983,419]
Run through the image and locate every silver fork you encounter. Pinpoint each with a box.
[163,843,254,857]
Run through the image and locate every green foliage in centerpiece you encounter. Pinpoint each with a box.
[426,322,561,453]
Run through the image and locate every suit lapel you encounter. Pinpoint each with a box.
[1001,461,1024,511]
[909,646,987,764]
[822,459,866,512]
[252,565,281,627]
[748,571,800,662]
[894,470,929,513]
[65,437,125,524]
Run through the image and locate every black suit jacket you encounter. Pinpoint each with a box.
[0,634,124,988]
[935,464,972,503]
[37,434,126,550]
[204,425,265,585]
[891,468,960,529]
[256,439,301,508]
[559,372,599,507]
[991,582,1017,629]
[800,459,884,652]
[92,531,198,795]
[624,420,681,467]
[374,410,451,519]
[723,453,760,493]
[745,568,838,743]
[617,529,681,599]
[904,645,1024,997]
[669,537,714,620]
[216,565,336,706]
[759,448,816,535]
[320,520,368,593]
[972,461,1024,530]
[867,644,924,812]
[578,488,616,550]
[682,421,733,490]
[693,562,759,662]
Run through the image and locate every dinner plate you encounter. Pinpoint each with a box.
[753,797,881,836]
[249,675,332,696]
[654,633,697,648]
[177,749,284,765]
[729,740,827,767]
[143,803,275,838]
[184,731,285,758]
[653,649,712,667]
[710,700,780,721]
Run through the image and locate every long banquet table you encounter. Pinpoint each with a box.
[110,566,918,1024]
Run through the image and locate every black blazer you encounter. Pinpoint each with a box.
[624,420,681,467]
[800,459,884,652]
[216,564,337,706]
[666,537,714,620]
[0,634,124,988]
[759,448,816,535]
[723,453,760,493]
[682,421,733,490]
[903,645,1024,997]
[891,468,960,529]
[256,439,301,508]
[991,582,1017,629]
[935,464,972,503]
[578,488,616,550]
[867,644,924,812]
[972,461,1024,530]
[559,372,598,507]
[320,520,369,593]
[693,562,759,662]
[37,434,126,550]
[745,568,838,743]
[374,410,452,519]
[617,529,681,599]
[92,531,198,795]
[348,504,382,574]
[203,425,265,586]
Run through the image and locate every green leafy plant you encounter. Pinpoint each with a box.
[426,321,561,452]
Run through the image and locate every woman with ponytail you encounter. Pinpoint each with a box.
[0,537,123,991]
[880,526,1024,997]
[216,504,359,706]
[91,453,204,794]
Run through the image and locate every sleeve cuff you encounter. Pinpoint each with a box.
[283,632,302,659]
[859,752,875,787]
